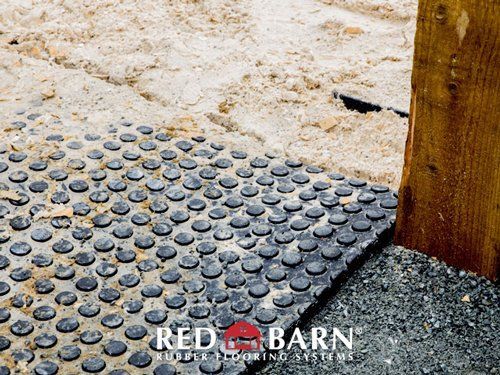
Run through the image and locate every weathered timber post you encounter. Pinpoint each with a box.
[395,0,499,280]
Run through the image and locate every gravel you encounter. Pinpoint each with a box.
[261,245,499,375]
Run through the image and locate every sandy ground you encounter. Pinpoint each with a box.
[0,0,416,188]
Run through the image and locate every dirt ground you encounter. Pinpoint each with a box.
[0,0,416,188]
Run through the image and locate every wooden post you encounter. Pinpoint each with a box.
[395,0,499,280]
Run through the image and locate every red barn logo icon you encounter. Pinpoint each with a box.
[224,321,262,351]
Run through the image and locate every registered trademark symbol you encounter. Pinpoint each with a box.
[355,327,363,335]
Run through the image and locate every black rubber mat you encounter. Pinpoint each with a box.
[0,114,397,374]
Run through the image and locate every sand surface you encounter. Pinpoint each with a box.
[0,0,416,188]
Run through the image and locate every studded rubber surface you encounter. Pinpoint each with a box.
[0,115,397,374]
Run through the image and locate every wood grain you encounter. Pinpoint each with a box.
[395,0,499,280]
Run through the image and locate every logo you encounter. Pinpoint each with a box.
[155,324,359,363]
[224,321,262,351]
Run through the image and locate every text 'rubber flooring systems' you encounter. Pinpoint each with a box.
[0,113,397,374]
